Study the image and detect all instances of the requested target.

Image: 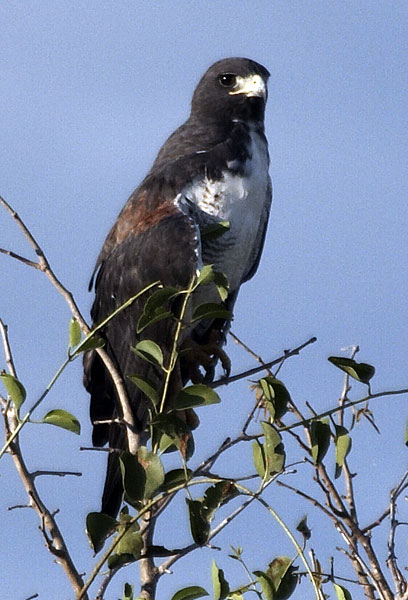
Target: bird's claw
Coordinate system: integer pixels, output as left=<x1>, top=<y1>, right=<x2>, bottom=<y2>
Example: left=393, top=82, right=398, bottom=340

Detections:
left=182, top=330, right=231, bottom=383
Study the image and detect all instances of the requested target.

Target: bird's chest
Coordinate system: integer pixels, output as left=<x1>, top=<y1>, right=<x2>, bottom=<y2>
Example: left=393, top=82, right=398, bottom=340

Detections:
left=183, top=130, right=269, bottom=290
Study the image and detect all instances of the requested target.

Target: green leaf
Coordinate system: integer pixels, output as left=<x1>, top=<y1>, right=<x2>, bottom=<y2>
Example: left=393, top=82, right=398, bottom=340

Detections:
left=108, top=527, right=142, bottom=569
left=176, top=384, right=221, bottom=410
left=116, top=528, right=142, bottom=557
left=151, top=413, right=192, bottom=455
left=260, top=377, right=291, bottom=421
left=310, top=419, right=331, bottom=465
left=334, top=425, right=352, bottom=478
left=328, top=356, right=375, bottom=385
left=0, top=372, right=26, bottom=411
left=186, top=498, right=210, bottom=545
left=108, top=512, right=142, bottom=569
left=159, top=468, right=192, bottom=493
left=42, top=409, right=81, bottom=435
left=77, top=336, right=105, bottom=352
left=137, top=308, right=172, bottom=333
left=333, top=583, right=353, bottom=600
left=86, top=511, right=117, bottom=553
left=137, top=286, right=178, bottom=333
left=137, top=446, right=165, bottom=498
left=253, top=571, right=274, bottom=600
left=170, top=586, right=209, bottom=600
left=200, top=221, right=230, bottom=241
left=195, top=265, right=229, bottom=302
left=119, top=451, right=146, bottom=503
left=132, top=340, right=164, bottom=367
left=202, top=481, right=238, bottom=522
left=213, top=271, right=229, bottom=302
left=267, top=557, right=298, bottom=600
left=252, top=439, right=266, bottom=479
left=261, top=421, right=286, bottom=476
left=128, top=374, right=159, bottom=406
left=196, top=264, right=216, bottom=286
left=123, top=583, right=134, bottom=600
left=69, top=317, right=82, bottom=347
left=212, top=560, right=230, bottom=600
left=192, top=303, right=231, bottom=322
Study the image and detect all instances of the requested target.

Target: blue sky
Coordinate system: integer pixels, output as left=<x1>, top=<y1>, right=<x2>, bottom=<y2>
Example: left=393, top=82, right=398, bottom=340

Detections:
left=1, top=2, right=407, bottom=599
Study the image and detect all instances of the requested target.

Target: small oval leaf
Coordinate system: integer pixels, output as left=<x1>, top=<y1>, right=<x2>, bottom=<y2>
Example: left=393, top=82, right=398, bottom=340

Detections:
left=42, top=409, right=81, bottom=435
left=200, top=221, right=230, bottom=241
left=333, top=583, right=353, bottom=600
left=335, top=425, right=352, bottom=478
left=252, top=439, right=266, bottom=479
left=0, top=372, right=26, bottom=411
left=253, top=571, right=274, bottom=600
left=137, top=446, right=165, bottom=498
left=328, top=356, right=375, bottom=385
left=203, top=481, right=238, bottom=522
left=267, top=556, right=298, bottom=600
left=170, top=586, right=209, bottom=600
left=128, top=374, right=159, bottom=406
left=78, top=336, right=105, bottom=352
left=310, top=419, right=331, bottom=464
left=137, top=286, right=178, bottom=333
left=192, top=303, right=231, bottom=322
left=261, top=421, right=286, bottom=476
left=86, top=511, right=117, bottom=553
left=186, top=498, right=210, bottom=545
left=159, top=468, right=192, bottom=493
left=196, top=264, right=216, bottom=286
left=176, top=384, right=221, bottom=410
left=119, top=451, right=146, bottom=503
left=260, top=376, right=291, bottom=421
left=212, top=560, right=230, bottom=600
left=132, top=340, right=163, bottom=367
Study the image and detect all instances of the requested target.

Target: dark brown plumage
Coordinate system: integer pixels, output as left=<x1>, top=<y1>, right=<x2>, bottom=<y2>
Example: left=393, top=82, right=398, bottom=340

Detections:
left=84, top=58, right=271, bottom=517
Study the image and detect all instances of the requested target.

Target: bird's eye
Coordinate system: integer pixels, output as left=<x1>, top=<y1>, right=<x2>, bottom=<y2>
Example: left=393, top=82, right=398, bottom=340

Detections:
left=218, top=73, right=237, bottom=88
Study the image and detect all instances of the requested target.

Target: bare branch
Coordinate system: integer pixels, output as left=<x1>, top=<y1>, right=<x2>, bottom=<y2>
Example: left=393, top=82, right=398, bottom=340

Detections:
left=387, top=470, right=408, bottom=597
left=31, top=470, right=82, bottom=478
left=211, top=336, right=317, bottom=388
left=0, top=246, right=40, bottom=269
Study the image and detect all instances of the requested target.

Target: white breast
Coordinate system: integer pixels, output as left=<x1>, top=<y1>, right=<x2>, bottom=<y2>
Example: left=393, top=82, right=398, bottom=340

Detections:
left=182, top=128, right=270, bottom=291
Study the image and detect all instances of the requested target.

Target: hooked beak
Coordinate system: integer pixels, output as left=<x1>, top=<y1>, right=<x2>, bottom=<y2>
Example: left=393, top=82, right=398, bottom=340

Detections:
left=229, top=74, right=266, bottom=98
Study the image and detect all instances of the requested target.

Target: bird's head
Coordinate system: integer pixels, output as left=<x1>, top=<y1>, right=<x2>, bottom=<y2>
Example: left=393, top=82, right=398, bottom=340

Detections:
left=191, top=57, right=270, bottom=124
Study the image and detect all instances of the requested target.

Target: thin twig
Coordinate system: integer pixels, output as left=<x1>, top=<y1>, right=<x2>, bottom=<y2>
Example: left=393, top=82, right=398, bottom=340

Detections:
left=31, top=470, right=82, bottom=478
left=211, top=336, right=317, bottom=388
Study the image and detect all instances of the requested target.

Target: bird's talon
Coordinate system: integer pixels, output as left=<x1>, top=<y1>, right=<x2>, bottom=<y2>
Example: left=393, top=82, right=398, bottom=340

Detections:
left=181, top=335, right=231, bottom=384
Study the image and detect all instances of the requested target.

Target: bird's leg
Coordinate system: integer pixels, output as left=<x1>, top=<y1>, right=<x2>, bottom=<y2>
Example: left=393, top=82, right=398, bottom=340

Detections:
left=181, top=329, right=231, bottom=383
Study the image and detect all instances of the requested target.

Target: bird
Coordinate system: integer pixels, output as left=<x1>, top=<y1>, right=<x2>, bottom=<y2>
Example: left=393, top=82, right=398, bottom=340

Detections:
left=83, top=57, right=272, bottom=518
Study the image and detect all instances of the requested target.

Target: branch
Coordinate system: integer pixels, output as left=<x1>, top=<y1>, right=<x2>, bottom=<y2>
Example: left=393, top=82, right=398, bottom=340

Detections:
left=0, top=195, right=138, bottom=453
left=211, top=336, right=317, bottom=388
left=386, top=470, right=408, bottom=597
left=280, top=386, right=408, bottom=432
left=0, top=320, right=87, bottom=598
